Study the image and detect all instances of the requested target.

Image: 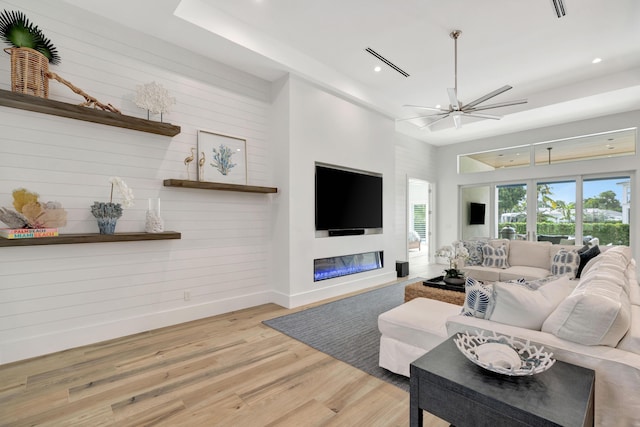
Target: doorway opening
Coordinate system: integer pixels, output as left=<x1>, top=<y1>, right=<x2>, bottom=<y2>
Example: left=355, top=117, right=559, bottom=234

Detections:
left=408, top=178, right=432, bottom=273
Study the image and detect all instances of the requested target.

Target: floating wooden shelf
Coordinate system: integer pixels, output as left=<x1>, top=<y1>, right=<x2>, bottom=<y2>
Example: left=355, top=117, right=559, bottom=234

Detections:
left=163, top=179, right=277, bottom=194
left=0, top=231, right=181, bottom=247
left=0, top=89, right=181, bottom=137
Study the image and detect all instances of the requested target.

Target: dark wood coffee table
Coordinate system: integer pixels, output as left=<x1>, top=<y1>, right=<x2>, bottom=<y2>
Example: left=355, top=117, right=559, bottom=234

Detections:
left=423, top=275, right=465, bottom=292
left=410, top=336, right=594, bottom=427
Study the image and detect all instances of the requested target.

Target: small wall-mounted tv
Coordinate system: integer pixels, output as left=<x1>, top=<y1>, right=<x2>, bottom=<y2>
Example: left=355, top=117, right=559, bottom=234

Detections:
left=469, top=202, right=486, bottom=225
left=315, top=164, right=383, bottom=232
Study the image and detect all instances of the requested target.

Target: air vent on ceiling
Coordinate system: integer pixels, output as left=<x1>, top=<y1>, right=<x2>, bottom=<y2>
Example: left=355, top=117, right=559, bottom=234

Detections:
left=552, top=0, right=566, bottom=18
left=365, top=47, right=410, bottom=77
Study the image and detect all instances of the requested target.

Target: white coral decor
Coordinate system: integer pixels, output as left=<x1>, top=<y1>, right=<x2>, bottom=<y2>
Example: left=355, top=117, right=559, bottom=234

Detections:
left=109, top=177, right=134, bottom=208
left=454, top=331, right=556, bottom=376
left=134, top=81, right=176, bottom=114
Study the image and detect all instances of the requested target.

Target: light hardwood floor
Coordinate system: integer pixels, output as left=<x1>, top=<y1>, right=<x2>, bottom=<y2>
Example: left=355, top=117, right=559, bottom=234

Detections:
left=0, top=268, right=447, bottom=426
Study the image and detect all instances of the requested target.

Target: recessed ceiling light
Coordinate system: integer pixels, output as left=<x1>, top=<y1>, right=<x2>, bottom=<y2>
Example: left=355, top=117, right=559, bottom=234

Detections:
left=374, top=66, right=381, bottom=72
left=592, top=58, right=602, bottom=64
left=435, top=104, right=441, bottom=109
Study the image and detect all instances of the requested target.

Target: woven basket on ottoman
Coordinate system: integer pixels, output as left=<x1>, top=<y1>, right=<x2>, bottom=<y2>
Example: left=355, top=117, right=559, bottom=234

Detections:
left=404, top=281, right=466, bottom=305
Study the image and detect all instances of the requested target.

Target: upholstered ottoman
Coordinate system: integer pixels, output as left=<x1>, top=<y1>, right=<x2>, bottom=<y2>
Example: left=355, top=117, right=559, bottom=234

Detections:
left=378, top=297, right=462, bottom=376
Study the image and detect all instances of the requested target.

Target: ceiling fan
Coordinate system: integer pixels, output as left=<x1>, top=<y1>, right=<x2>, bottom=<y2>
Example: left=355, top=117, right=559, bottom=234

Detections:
left=401, top=30, right=527, bottom=130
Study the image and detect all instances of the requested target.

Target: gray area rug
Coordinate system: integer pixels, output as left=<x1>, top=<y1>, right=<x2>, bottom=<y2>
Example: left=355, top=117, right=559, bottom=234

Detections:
left=263, top=278, right=426, bottom=392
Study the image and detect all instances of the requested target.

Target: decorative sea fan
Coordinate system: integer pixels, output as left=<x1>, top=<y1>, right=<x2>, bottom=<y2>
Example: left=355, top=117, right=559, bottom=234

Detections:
left=0, top=207, right=28, bottom=228
left=0, top=9, right=60, bottom=64
left=0, top=189, right=67, bottom=229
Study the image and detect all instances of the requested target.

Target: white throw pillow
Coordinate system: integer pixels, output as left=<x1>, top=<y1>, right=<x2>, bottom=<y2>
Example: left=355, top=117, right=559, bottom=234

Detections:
left=489, top=276, right=574, bottom=330
left=542, top=273, right=631, bottom=347
left=508, top=240, right=551, bottom=269
left=482, top=244, right=509, bottom=269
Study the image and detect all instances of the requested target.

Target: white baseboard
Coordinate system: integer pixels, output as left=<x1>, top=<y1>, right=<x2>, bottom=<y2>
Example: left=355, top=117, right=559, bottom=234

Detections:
left=285, top=271, right=397, bottom=308
left=0, top=272, right=398, bottom=364
left=0, top=291, right=278, bottom=365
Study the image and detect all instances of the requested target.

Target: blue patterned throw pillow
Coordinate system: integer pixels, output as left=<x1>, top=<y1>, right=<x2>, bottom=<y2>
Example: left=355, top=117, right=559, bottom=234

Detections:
left=462, top=239, right=487, bottom=266
left=551, top=249, right=580, bottom=277
left=461, top=277, right=494, bottom=319
left=482, top=244, right=509, bottom=269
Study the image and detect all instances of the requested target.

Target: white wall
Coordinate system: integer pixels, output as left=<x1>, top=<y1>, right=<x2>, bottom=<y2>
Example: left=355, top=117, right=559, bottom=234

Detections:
left=0, top=1, right=436, bottom=363
left=436, top=110, right=640, bottom=261
left=277, top=77, right=398, bottom=307
left=395, top=135, right=438, bottom=261
left=460, top=186, right=491, bottom=239
left=0, top=0, right=277, bottom=364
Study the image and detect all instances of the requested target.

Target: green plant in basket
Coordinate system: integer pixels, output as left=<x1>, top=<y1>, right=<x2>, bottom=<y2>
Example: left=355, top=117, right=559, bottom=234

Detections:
left=0, top=9, right=60, bottom=64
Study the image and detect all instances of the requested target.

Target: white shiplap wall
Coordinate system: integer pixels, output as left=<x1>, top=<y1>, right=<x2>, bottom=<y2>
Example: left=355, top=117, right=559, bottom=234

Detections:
left=0, top=0, right=276, bottom=363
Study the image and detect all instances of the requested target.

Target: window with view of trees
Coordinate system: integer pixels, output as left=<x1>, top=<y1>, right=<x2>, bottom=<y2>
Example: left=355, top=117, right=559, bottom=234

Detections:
left=495, top=175, right=630, bottom=246
left=583, top=177, right=630, bottom=246
left=412, top=204, right=427, bottom=241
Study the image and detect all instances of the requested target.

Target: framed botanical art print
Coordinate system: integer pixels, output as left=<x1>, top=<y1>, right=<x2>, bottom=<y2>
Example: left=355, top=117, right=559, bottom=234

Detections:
left=197, top=130, right=247, bottom=185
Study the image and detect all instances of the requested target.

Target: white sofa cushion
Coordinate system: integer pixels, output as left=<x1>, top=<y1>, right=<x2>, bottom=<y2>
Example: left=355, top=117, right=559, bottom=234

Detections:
left=627, top=259, right=639, bottom=305
left=498, top=266, right=551, bottom=281
left=378, top=297, right=461, bottom=349
left=489, top=276, right=575, bottom=330
left=461, top=266, right=501, bottom=282
left=542, top=253, right=632, bottom=347
left=617, top=304, right=640, bottom=354
left=508, top=240, right=551, bottom=269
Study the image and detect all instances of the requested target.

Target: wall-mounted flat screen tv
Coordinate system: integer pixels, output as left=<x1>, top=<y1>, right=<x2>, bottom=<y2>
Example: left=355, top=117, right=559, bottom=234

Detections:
left=315, top=164, right=383, bottom=231
left=469, top=202, right=486, bottom=225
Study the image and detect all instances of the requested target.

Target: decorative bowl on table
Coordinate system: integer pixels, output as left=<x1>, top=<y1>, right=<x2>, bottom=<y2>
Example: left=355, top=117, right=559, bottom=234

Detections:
left=443, top=276, right=465, bottom=286
left=453, top=331, right=556, bottom=376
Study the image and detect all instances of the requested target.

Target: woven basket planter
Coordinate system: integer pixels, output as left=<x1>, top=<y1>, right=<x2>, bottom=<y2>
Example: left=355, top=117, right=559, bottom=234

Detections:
left=4, top=47, right=49, bottom=98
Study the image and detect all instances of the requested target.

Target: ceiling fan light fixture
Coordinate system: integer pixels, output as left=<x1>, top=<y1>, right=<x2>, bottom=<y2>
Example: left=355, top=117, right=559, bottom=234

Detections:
left=401, top=29, right=528, bottom=130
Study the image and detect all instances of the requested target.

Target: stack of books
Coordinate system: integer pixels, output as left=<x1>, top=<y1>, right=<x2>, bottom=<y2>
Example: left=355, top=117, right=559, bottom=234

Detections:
left=0, top=228, right=59, bottom=239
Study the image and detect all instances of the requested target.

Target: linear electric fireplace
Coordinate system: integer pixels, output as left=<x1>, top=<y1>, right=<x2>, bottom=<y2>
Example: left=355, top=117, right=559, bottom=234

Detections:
left=314, top=251, right=384, bottom=282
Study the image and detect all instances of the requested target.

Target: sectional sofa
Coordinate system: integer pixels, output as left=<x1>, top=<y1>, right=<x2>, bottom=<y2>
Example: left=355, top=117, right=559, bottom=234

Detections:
left=459, top=238, right=600, bottom=282
left=378, top=243, right=640, bottom=425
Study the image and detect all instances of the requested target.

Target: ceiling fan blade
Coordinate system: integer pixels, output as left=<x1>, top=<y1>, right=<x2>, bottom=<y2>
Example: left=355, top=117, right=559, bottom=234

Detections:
left=396, top=112, right=450, bottom=122
left=452, top=114, right=462, bottom=129
left=447, top=88, right=460, bottom=110
left=464, top=99, right=528, bottom=112
left=403, top=104, right=450, bottom=112
left=419, top=114, right=451, bottom=129
left=462, top=112, right=502, bottom=120
left=462, top=85, right=513, bottom=110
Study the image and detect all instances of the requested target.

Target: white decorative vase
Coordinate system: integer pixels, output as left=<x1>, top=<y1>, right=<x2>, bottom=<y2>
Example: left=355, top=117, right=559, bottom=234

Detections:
left=145, top=198, right=164, bottom=233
